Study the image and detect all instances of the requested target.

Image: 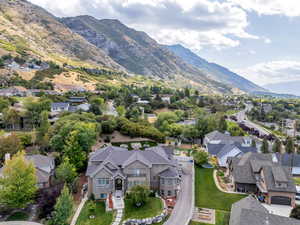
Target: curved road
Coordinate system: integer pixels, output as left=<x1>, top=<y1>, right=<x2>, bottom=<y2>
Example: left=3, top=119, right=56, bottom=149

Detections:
left=164, top=159, right=194, bottom=225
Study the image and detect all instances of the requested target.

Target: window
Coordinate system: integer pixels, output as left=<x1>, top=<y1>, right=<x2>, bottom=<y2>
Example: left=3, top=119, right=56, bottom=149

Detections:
left=161, top=178, right=165, bottom=185
left=100, top=193, right=107, bottom=199
left=168, top=179, right=173, bottom=185
left=161, top=190, right=164, bottom=196
left=167, top=190, right=172, bottom=196
left=97, top=178, right=109, bottom=186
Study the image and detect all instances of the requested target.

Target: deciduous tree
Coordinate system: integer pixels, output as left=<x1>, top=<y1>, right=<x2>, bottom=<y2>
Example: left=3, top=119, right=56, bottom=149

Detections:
left=0, top=151, right=37, bottom=209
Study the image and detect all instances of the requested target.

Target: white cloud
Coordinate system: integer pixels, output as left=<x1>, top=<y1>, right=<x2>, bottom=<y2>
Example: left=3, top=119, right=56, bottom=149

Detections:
left=28, top=0, right=258, bottom=50
left=235, top=61, right=300, bottom=85
left=230, top=0, right=300, bottom=17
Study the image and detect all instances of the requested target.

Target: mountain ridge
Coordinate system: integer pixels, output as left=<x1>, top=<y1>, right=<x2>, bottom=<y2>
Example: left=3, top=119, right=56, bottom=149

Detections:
left=164, top=44, right=266, bottom=93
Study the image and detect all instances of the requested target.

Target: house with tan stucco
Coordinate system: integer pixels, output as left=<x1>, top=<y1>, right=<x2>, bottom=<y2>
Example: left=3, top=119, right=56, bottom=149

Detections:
left=86, top=146, right=181, bottom=200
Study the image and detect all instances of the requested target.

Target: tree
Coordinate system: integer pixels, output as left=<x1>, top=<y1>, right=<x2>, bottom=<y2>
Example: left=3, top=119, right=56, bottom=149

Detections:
left=183, top=126, right=199, bottom=144
left=218, top=116, right=227, bottom=132
left=272, top=139, right=282, bottom=153
left=56, top=157, right=77, bottom=186
left=286, top=137, right=295, bottom=154
left=261, top=138, right=269, bottom=153
left=195, top=117, right=209, bottom=144
left=50, top=185, right=74, bottom=225
left=2, top=108, right=20, bottom=130
left=63, top=130, right=87, bottom=171
left=251, top=140, right=257, bottom=148
left=25, top=98, right=51, bottom=128
left=0, top=133, right=23, bottom=163
left=0, top=98, right=10, bottom=112
left=90, top=97, right=106, bottom=115
left=0, top=151, right=37, bottom=209
left=193, top=150, right=209, bottom=166
left=129, top=185, right=150, bottom=207
left=116, top=105, right=126, bottom=117
left=36, top=110, right=50, bottom=147
left=290, top=205, right=300, bottom=220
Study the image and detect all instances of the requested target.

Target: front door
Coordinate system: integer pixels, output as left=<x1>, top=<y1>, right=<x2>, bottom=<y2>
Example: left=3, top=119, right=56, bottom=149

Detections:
left=115, top=178, right=123, bottom=191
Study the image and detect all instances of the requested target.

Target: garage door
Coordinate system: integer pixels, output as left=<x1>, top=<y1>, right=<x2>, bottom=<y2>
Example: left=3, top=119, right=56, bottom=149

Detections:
left=271, top=196, right=291, bottom=205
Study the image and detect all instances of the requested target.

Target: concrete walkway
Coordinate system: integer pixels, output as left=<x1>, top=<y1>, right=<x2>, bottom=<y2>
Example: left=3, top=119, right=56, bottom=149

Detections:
left=112, top=194, right=124, bottom=225
left=70, top=193, right=88, bottom=225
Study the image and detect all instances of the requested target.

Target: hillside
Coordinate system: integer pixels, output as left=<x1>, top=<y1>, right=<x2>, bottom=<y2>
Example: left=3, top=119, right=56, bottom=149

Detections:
left=0, top=0, right=123, bottom=69
left=165, top=44, right=266, bottom=93
left=61, top=16, right=234, bottom=94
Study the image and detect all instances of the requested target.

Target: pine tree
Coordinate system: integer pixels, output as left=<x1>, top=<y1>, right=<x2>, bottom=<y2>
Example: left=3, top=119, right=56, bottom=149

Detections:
left=0, top=151, right=37, bottom=209
left=261, top=138, right=269, bottom=153
left=51, top=185, right=74, bottom=225
left=272, top=139, right=282, bottom=153
left=286, top=137, right=295, bottom=154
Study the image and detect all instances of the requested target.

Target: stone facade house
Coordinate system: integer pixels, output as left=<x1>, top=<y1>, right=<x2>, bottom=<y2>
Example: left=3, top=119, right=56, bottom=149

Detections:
left=227, top=152, right=297, bottom=207
left=86, top=146, right=181, bottom=200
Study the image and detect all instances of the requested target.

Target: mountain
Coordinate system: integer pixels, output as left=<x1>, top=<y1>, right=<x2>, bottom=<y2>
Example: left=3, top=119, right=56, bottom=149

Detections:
left=0, top=0, right=122, bottom=70
left=61, top=16, right=234, bottom=94
left=263, top=81, right=300, bottom=96
left=165, top=44, right=266, bottom=93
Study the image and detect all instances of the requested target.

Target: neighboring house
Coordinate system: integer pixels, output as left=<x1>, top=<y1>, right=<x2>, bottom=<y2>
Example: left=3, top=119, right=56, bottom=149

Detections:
left=68, top=96, right=87, bottom=104
left=26, top=154, right=55, bottom=188
left=275, top=153, right=300, bottom=177
left=68, top=103, right=91, bottom=113
left=0, top=86, right=29, bottom=97
left=161, top=95, right=171, bottom=104
left=230, top=196, right=300, bottom=225
left=86, top=146, right=181, bottom=200
left=177, top=119, right=197, bottom=126
left=204, top=131, right=258, bottom=167
left=51, top=102, right=70, bottom=113
left=262, top=103, right=272, bottom=113
left=0, top=154, right=55, bottom=189
left=227, top=152, right=297, bottom=207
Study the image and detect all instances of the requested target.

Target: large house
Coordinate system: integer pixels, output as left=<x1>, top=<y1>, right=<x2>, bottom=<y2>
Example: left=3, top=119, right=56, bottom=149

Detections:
left=86, top=146, right=181, bottom=200
left=204, top=131, right=258, bottom=167
left=227, top=152, right=297, bottom=206
left=230, top=196, right=300, bottom=225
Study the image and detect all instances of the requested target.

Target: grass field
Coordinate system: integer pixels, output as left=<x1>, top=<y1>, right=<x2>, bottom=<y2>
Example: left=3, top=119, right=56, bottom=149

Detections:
left=123, top=197, right=163, bottom=220
left=195, top=167, right=245, bottom=211
left=76, top=201, right=113, bottom=225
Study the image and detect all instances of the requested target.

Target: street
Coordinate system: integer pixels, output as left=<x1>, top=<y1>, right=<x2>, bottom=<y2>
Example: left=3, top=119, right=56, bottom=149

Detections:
left=164, top=158, right=194, bottom=225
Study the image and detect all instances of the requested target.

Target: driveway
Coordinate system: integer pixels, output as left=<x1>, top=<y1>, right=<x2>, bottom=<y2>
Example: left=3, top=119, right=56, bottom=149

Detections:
left=164, top=158, right=194, bottom=225
left=262, top=203, right=292, bottom=217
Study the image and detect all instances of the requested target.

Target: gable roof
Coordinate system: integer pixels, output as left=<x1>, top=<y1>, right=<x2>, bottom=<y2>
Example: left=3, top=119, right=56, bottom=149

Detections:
left=230, top=196, right=300, bottom=225
left=87, top=145, right=174, bottom=177
left=159, top=167, right=179, bottom=178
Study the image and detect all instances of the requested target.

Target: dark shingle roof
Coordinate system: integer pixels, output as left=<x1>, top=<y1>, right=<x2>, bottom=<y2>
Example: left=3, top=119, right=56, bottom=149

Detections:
left=230, top=196, right=300, bottom=225
left=159, top=167, right=179, bottom=178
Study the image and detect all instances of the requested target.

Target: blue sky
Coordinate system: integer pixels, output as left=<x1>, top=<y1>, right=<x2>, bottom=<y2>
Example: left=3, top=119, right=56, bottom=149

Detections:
left=29, top=0, right=300, bottom=86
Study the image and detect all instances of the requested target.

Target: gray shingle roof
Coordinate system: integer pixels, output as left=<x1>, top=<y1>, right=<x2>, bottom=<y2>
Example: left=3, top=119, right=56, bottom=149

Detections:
left=87, top=146, right=175, bottom=177
left=230, top=196, right=300, bottom=225
left=159, top=167, right=179, bottom=178
left=51, top=102, right=69, bottom=108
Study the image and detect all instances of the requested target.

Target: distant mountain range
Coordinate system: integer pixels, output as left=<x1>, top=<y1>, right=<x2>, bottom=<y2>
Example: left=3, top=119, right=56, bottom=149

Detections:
left=0, top=0, right=266, bottom=94
left=263, top=81, right=300, bottom=96
left=164, top=44, right=266, bottom=93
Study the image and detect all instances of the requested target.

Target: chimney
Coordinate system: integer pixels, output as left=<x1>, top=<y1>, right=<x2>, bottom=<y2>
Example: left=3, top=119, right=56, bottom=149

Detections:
left=4, top=153, right=10, bottom=162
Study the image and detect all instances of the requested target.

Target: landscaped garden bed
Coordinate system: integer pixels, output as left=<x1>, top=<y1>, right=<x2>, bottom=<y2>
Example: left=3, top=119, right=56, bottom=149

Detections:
left=189, top=210, right=230, bottom=225
left=75, top=201, right=113, bottom=225
left=6, top=211, right=29, bottom=221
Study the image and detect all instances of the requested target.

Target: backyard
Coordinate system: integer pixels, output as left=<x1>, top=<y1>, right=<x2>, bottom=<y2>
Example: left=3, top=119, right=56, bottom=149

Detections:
left=123, top=197, right=163, bottom=220
left=76, top=201, right=113, bottom=225
left=191, top=167, right=245, bottom=225
left=195, top=167, right=245, bottom=211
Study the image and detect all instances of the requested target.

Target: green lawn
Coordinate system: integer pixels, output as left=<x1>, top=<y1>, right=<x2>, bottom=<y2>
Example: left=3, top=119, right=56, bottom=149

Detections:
left=76, top=201, right=113, bottom=225
left=195, top=167, right=245, bottom=211
left=189, top=210, right=230, bottom=225
left=6, top=211, right=29, bottom=221
left=123, top=197, right=163, bottom=220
